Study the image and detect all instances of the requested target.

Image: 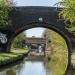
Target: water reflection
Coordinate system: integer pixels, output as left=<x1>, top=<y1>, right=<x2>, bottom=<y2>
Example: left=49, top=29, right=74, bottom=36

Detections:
left=0, top=61, right=52, bottom=75
left=65, top=68, right=75, bottom=75
left=6, top=70, right=16, bottom=75
left=0, top=60, right=74, bottom=75
left=17, top=61, right=47, bottom=75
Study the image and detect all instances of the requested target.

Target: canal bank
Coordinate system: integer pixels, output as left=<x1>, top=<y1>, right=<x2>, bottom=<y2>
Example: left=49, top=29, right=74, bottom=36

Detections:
left=0, top=51, right=75, bottom=75
left=0, top=49, right=28, bottom=67
left=0, top=56, right=75, bottom=75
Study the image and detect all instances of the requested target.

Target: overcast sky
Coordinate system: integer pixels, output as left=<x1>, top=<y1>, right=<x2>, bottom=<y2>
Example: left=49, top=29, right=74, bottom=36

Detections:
left=14, top=0, right=61, bottom=6
left=13, top=0, right=61, bottom=37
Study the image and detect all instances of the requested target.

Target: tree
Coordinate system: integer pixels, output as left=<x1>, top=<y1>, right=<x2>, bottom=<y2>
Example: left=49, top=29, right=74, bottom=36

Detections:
left=12, top=32, right=26, bottom=48
left=59, top=0, right=75, bottom=23
left=0, top=0, right=13, bottom=27
left=59, top=0, right=75, bottom=35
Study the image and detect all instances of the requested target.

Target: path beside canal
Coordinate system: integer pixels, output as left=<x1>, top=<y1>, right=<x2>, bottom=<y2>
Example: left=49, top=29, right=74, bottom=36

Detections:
left=0, top=49, right=28, bottom=66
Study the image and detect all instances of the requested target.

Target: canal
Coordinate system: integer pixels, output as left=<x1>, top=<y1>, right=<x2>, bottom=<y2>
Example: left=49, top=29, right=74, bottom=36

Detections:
left=0, top=59, right=52, bottom=75
left=0, top=57, right=75, bottom=75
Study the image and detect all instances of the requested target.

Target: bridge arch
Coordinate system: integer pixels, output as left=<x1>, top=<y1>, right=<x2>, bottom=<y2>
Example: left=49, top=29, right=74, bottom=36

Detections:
left=7, top=22, right=72, bottom=70
left=12, top=22, right=72, bottom=51
left=0, top=6, right=73, bottom=70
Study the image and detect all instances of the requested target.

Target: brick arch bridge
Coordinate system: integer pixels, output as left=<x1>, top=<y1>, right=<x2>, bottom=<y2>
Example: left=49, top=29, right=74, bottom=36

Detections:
left=0, top=6, right=75, bottom=70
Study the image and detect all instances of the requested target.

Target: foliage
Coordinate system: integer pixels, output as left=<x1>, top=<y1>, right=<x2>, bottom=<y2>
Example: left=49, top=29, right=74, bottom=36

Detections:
left=44, top=29, right=68, bottom=75
left=12, top=32, right=26, bottom=48
left=59, top=0, right=75, bottom=35
left=0, top=0, right=13, bottom=27
left=59, top=0, right=75, bottom=23
left=66, top=25, right=75, bottom=36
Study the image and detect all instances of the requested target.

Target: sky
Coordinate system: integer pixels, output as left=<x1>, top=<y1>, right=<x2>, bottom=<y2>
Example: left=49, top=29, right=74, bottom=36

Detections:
left=26, top=27, right=45, bottom=37
left=13, top=0, right=61, bottom=37
left=14, top=0, right=61, bottom=6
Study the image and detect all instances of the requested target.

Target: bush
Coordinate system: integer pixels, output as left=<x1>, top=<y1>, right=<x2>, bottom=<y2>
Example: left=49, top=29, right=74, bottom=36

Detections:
left=0, top=0, right=13, bottom=27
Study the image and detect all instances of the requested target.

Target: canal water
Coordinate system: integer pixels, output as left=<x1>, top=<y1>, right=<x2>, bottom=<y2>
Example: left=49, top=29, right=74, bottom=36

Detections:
left=0, top=60, right=52, bottom=75
left=0, top=59, right=74, bottom=75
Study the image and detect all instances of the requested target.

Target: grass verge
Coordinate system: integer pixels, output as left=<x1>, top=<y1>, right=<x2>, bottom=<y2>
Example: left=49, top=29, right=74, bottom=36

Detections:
left=0, top=49, right=28, bottom=66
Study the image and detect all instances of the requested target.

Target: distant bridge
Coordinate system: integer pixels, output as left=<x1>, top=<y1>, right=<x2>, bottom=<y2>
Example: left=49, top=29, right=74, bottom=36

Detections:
left=25, top=37, right=46, bottom=44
